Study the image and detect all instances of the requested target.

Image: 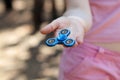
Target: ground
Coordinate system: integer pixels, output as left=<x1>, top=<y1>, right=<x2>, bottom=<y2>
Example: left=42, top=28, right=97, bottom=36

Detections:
left=0, top=10, right=63, bottom=80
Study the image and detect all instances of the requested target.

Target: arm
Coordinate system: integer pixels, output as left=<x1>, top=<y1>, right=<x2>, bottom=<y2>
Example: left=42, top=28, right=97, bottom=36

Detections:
left=64, top=0, right=92, bottom=32
left=40, top=0, right=93, bottom=46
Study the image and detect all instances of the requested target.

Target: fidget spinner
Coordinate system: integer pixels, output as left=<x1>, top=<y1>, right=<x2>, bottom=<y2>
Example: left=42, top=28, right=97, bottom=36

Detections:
left=46, top=29, right=75, bottom=47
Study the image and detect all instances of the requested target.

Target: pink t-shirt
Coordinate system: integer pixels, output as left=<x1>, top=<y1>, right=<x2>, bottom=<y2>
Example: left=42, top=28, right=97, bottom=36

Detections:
left=85, top=0, right=120, bottom=43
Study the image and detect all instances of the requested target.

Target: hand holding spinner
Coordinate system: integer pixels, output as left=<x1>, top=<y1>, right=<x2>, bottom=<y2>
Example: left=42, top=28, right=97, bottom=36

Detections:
left=46, top=29, right=75, bottom=47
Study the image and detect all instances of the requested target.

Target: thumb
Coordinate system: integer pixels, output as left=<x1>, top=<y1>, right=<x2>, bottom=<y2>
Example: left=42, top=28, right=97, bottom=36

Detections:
left=40, top=17, right=68, bottom=34
left=40, top=21, right=59, bottom=34
left=40, top=17, right=67, bottom=34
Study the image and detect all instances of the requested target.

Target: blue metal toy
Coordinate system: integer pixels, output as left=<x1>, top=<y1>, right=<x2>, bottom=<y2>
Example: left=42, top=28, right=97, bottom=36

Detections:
left=46, top=29, right=75, bottom=47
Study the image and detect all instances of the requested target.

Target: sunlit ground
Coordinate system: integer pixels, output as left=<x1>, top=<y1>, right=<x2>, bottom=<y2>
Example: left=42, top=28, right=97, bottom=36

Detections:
left=0, top=0, right=64, bottom=80
left=0, top=20, right=63, bottom=80
left=0, top=2, right=65, bottom=80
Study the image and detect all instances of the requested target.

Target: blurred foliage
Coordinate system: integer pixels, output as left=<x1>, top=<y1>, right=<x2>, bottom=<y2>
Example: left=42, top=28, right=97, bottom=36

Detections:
left=0, top=0, right=66, bottom=80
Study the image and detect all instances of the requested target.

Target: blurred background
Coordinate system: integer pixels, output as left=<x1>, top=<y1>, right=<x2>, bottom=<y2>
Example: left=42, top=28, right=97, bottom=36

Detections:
left=0, top=0, right=66, bottom=80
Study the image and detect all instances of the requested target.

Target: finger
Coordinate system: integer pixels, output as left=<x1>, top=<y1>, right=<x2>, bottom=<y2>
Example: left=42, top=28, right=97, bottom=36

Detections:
left=40, top=17, right=68, bottom=34
left=68, top=31, right=84, bottom=46
left=40, top=20, right=59, bottom=34
left=76, top=36, right=84, bottom=44
left=76, top=27, right=85, bottom=44
left=72, top=42, right=79, bottom=47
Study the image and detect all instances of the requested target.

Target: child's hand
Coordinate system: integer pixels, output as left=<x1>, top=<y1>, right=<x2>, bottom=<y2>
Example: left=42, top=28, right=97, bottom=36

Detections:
left=40, top=16, right=85, bottom=47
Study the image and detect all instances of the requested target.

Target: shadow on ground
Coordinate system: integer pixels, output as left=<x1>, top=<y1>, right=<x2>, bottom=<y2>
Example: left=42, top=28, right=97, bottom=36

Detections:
left=0, top=10, right=63, bottom=80
left=0, top=0, right=66, bottom=79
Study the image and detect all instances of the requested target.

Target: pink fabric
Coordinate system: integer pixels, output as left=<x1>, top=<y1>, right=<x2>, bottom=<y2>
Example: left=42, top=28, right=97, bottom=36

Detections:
left=59, top=1, right=120, bottom=80
left=85, top=0, right=120, bottom=42
left=59, top=42, right=120, bottom=80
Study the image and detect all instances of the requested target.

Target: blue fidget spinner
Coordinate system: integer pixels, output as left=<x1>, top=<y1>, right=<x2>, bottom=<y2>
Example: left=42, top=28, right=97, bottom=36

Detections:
left=46, top=29, right=75, bottom=47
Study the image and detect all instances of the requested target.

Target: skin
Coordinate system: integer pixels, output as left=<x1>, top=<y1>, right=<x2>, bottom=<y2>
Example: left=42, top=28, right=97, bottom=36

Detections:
left=40, top=0, right=92, bottom=47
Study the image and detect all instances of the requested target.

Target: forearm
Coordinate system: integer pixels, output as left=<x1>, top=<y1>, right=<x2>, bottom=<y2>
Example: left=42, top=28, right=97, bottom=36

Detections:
left=63, top=0, right=93, bottom=32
